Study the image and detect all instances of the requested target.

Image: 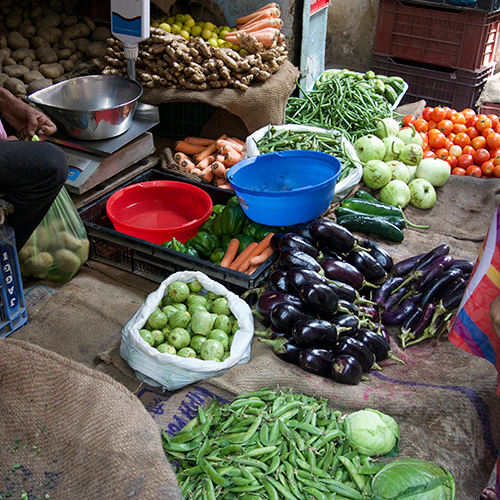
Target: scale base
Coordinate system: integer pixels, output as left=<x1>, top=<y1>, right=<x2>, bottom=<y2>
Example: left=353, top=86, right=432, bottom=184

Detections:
left=64, top=132, right=155, bottom=195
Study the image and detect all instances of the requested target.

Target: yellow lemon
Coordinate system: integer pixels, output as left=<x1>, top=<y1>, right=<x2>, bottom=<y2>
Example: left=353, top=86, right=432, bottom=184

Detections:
left=167, top=16, right=175, bottom=25
left=208, top=38, right=218, bottom=47
left=191, top=25, right=202, bottom=37
left=201, top=28, right=212, bottom=40
left=203, top=21, right=216, bottom=31
left=175, top=14, right=185, bottom=23
left=184, top=17, right=195, bottom=28
left=159, top=22, right=171, bottom=32
left=179, top=29, right=190, bottom=41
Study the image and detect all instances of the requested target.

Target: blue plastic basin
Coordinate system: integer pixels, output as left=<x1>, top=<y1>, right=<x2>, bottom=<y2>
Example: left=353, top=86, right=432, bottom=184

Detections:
left=227, top=150, right=342, bottom=226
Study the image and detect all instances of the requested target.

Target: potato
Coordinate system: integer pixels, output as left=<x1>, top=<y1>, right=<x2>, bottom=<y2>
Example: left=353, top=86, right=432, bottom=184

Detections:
left=11, top=47, right=32, bottom=62
left=5, top=11, right=22, bottom=30
left=3, top=56, right=16, bottom=66
left=3, top=64, right=29, bottom=79
left=18, top=21, right=36, bottom=39
left=63, top=22, right=90, bottom=40
left=36, top=10, right=60, bottom=29
left=62, top=15, right=78, bottom=28
left=75, top=238, right=90, bottom=264
left=57, top=48, right=71, bottom=60
left=0, top=46, right=11, bottom=64
left=36, top=26, right=62, bottom=44
left=53, top=248, right=81, bottom=275
left=83, top=17, right=96, bottom=32
left=53, top=74, right=67, bottom=84
left=27, top=77, right=52, bottom=94
left=74, top=38, right=90, bottom=53
left=25, top=251, right=54, bottom=279
left=23, top=69, right=44, bottom=84
left=68, top=51, right=83, bottom=64
left=92, top=26, right=111, bottom=43
left=35, top=46, right=57, bottom=64
left=59, top=36, right=76, bottom=53
left=29, top=35, right=50, bottom=50
left=38, top=62, right=63, bottom=79
left=3, top=76, right=26, bottom=95
left=22, top=56, right=34, bottom=70
left=85, top=41, right=106, bottom=59
left=0, top=36, right=6, bottom=49
left=7, top=31, right=29, bottom=49
left=30, top=6, right=44, bottom=22
left=59, top=59, right=74, bottom=73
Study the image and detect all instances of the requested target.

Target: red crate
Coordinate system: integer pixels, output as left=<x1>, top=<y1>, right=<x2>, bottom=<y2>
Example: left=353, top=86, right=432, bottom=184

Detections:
left=371, top=55, right=495, bottom=110
left=480, top=102, right=500, bottom=114
left=373, top=0, right=500, bottom=71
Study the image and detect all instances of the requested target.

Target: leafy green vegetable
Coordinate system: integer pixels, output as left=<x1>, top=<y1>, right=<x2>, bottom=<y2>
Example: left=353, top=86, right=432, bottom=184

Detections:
left=371, top=458, right=455, bottom=499
left=345, top=409, right=400, bottom=457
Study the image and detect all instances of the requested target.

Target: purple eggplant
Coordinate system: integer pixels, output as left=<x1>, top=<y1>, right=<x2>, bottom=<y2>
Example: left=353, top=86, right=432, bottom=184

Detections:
left=292, top=318, right=339, bottom=347
left=321, top=258, right=370, bottom=290
left=259, top=337, right=301, bottom=365
left=299, top=281, right=340, bottom=314
left=298, top=348, right=335, bottom=377
left=359, top=304, right=378, bottom=321
left=278, top=248, right=323, bottom=273
left=413, top=263, right=445, bottom=292
left=399, top=302, right=435, bottom=348
left=359, top=239, right=394, bottom=272
left=371, top=276, right=404, bottom=306
left=450, top=259, right=475, bottom=274
left=280, top=233, right=320, bottom=259
left=381, top=297, right=418, bottom=326
left=383, top=286, right=407, bottom=312
left=270, top=302, right=315, bottom=333
left=338, top=299, right=359, bottom=315
left=309, top=218, right=360, bottom=254
left=270, top=233, right=286, bottom=250
left=419, top=267, right=463, bottom=308
left=329, top=313, right=361, bottom=338
left=400, top=305, right=423, bottom=337
left=331, top=337, right=376, bottom=372
left=414, top=244, right=450, bottom=272
left=353, top=328, right=404, bottom=364
left=391, top=252, right=427, bottom=277
left=289, top=222, right=315, bottom=243
left=268, top=269, right=289, bottom=293
left=330, top=355, right=364, bottom=385
left=256, top=291, right=303, bottom=321
left=345, top=249, right=388, bottom=285
left=442, top=286, right=466, bottom=310
left=419, top=254, right=454, bottom=273
left=285, top=267, right=328, bottom=295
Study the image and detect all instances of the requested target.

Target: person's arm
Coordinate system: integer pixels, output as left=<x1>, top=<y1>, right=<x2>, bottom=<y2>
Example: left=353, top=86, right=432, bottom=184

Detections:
left=0, top=87, right=56, bottom=139
left=489, top=295, right=500, bottom=339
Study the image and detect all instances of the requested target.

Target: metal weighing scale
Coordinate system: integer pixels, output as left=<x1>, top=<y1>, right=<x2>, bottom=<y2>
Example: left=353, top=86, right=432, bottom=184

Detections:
left=47, top=102, right=160, bottom=195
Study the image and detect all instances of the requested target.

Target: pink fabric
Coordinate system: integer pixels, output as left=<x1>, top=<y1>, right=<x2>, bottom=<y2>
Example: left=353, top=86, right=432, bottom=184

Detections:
left=0, top=119, right=7, bottom=141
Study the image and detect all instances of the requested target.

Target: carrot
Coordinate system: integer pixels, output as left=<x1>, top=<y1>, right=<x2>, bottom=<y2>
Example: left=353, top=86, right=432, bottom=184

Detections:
left=217, top=139, right=244, bottom=154
left=211, top=161, right=227, bottom=179
left=200, top=165, right=215, bottom=183
left=236, top=17, right=283, bottom=33
left=246, top=264, right=260, bottom=275
left=179, top=158, right=196, bottom=172
left=174, top=151, right=192, bottom=164
left=229, top=241, right=259, bottom=270
left=174, top=140, right=206, bottom=155
left=216, top=154, right=227, bottom=163
left=215, top=177, right=231, bottom=187
left=193, top=141, right=218, bottom=163
left=228, top=136, right=246, bottom=146
left=236, top=7, right=281, bottom=26
left=219, top=238, right=240, bottom=268
left=237, top=232, right=275, bottom=273
left=190, top=167, right=202, bottom=175
left=248, top=245, right=275, bottom=266
left=224, top=149, right=243, bottom=167
left=256, top=2, right=281, bottom=12
left=184, top=137, right=216, bottom=146
left=196, top=154, right=216, bottom=170
left=228, top=28, right=280, bottom=47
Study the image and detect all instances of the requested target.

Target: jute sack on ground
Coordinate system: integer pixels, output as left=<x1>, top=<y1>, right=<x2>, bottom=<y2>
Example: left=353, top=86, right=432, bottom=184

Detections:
left=0, top=339, right=182, bottom=500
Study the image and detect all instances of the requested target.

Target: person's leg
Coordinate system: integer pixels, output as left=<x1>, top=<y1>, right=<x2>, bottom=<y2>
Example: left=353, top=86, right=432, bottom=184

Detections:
left=0, top=140, right=68, bottom=250
left=480, top=486, right=496, bottom=500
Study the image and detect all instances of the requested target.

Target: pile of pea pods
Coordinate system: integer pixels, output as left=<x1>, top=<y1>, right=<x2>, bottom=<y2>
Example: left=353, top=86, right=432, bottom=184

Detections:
left=163, top=387, right=385, bottom=500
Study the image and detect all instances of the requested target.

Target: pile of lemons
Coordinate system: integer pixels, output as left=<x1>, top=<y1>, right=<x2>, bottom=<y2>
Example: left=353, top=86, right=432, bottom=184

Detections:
left=151, top=13, right=239, bottom=49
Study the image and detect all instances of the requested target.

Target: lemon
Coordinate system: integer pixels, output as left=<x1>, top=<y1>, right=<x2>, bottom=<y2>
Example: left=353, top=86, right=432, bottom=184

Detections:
left=182, top=25, right=192, bottom=34
left=151, top=21, right=160, bottom=27
left=167, top=16, right=175, bottom=25
left=208, top=37, right=218, bottom=47
left=175, top=14, right=185, bottom=23
left=203, top=21, right=216, bottom=31
left=159, top=22, right=171, bottom=32
left=213, top=26, right=220, bottom=34
left=171, top=24, right=181, bottom=35
left=209, top=31, right=218, bottom=40
left=184, top=17, right=195, bottom=28
left=217, top=38, right=226, bottom=47
left=191, top=25, right=202, bottom=37
left=179, top=29, right=190, bottom=40
left=201, top=28, right=212, bottom=40
left=219, top=29, right=229, bottom=39
left=220, top=41, right=232, bottom=49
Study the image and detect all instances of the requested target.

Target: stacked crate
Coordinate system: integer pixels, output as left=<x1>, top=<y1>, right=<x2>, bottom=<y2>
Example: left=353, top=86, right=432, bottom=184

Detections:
left=371, top=0, right=500, bottom=110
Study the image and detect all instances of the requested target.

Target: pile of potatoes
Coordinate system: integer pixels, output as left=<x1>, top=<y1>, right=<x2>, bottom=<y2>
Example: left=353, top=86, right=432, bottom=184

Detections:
left=0, top=0, right=111, bottom=97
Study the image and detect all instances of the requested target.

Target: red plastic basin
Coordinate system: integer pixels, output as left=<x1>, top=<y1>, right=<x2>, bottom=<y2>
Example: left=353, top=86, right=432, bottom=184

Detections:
left=106, top=180, right=213, bottom=245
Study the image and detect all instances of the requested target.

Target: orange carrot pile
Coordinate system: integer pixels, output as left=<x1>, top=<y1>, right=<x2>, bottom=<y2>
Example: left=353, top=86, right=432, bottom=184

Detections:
left=173, top=135, right=247, bottom=190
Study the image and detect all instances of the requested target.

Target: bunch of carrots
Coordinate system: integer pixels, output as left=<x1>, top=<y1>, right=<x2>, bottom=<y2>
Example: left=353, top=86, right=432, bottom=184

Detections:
left=219, top=232, right=276, bottom=275
left=173, top=135, right=246, bottom=190
left=225, top=2, right=284, bottom=48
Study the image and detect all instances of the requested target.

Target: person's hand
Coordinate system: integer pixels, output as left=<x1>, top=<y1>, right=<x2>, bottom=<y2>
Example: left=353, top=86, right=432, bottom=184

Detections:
left=489, top=295, right=500, bottom=339
left=0, top=89, right=56, bottom=139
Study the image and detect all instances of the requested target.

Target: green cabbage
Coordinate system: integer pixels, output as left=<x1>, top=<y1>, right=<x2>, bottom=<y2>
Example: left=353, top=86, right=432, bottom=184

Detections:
left=371, top=458, right=455, bottom=499
left=345, top=409, right=400, bottom=457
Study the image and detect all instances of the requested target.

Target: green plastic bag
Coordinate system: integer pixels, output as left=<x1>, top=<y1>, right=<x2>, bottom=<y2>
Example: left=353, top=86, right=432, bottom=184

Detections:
left=18, top=187, right=89, bottom=283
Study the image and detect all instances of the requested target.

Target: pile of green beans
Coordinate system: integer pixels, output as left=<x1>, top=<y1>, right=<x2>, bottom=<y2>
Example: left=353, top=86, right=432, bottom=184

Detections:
left=286, top=73, right=394, bottom=142
left=254, top=127, right=358, bottom=183
left=162, top=388, right=384, bottom=500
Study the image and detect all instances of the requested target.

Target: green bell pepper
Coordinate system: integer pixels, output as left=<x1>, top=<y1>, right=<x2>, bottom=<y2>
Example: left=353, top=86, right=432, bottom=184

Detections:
left=212, top=213, right=223, bottom=237
left=188, top=231, right=220, bottom=257
left=212, top=204, right=225, bottom=215
left=200, top=215, right=214, bottom=232
left=234, top=234, right=254, bottom=253
left=242, top=220, right=263, bottom=239
left=220, top=234, right=233, bottom=250
left=209, top=248, right=226, bottom=265
left=255, top=225, right=281, bottom=242
left=184, top=245, right=200, bottom=259
left=220, top=196, right=245, bottom=236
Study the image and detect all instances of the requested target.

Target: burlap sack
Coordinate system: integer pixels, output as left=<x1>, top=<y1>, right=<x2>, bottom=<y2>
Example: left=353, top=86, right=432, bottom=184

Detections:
left=0, top=338, right=182, bottom=500
left=140, top=60, right=300, bottom=137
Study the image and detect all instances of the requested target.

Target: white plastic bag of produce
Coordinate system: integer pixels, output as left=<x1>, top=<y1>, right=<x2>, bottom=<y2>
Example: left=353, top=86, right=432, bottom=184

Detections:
left=120, top=270, right=254, bottom=391
left=245, top=124, right=363, bottom=203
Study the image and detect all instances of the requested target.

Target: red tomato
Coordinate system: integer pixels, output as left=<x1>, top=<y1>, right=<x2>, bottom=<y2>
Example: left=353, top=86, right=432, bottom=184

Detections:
left=471, top=135, right=487, bottom=150
left=449, top=145, right=463, bottom=157
left=476, top=115, right=493, bottom=132
left=450, top=112, right=466, bottom=124
left=466, top=165, right=482, bottom=177
left=457, top=154, right=474, bottom=169
left=482, top=127, right=494, bottom=139
left=434, top=148, right=449, bottom=160
left=473, top=148, right=490, bottom=165
left=452, top=166, right=467, bottom=175
left=445, top=155, right=458, bottom=169
left=465, top=126, right=480, bottom=139
left=437, top=119, right=454, bottom=136
left=454, top=132, right=471, bottom=148
left=465, top=114, right=478, bottom=128
left=488, top=114, right=500, bottom=130
left=487, top=132, right=500, bottom=150
left=403, top=114, right=416, bottom=127
left=481, top=160, right=495, bottom=176
left=414, top=118, right=428, bottom=133
left=422, top=107, right=434, bottom=121
left=420, top=131, right=429, bottom=148
left=432, top=107, right=447, bottom=123
left=422, top=150, right=436, bottom=158
left=463, top=145, right=476, bottom=155
left=453, top=123, right=467, bottom=134
left=494, top=165, right=500, bottom=177
left=428, top=129, right=447, bottom=149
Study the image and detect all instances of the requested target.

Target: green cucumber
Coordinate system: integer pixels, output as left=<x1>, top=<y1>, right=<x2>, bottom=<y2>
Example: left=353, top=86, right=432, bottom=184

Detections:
left=336, top=214, right=405, bottom=242
left=335, top=207, right=406, bottom=230
left=341, top=198, right=404, bottom=218
left=354, top=190, right=380, bottom=203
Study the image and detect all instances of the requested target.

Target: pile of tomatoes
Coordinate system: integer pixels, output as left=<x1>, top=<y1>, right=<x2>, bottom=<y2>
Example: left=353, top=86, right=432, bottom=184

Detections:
left=403, top=106, right=500, bottom=178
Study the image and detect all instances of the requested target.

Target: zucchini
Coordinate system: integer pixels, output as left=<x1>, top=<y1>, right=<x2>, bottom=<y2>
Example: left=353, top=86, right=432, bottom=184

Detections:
left=341, top=198, right=404, bottom=218
left=335, top=207, right=406, bottom=230
left=354, top=190, right=379, bottom=203
left=384, top=85, right=398, bottom=105
left=336, top=214, right=405, bottom=243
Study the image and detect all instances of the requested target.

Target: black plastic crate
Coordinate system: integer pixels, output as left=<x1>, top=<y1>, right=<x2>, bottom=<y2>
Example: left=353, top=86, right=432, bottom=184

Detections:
left=371, top=54, right=495, bottom=110
left=78, top=169, right=277, bottom=295
left=150, top=102, right=217, bottom=140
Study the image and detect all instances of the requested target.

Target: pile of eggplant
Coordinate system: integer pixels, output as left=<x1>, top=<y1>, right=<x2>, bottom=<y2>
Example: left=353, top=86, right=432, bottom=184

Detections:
left=248, top=218, right=472, bottom=385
